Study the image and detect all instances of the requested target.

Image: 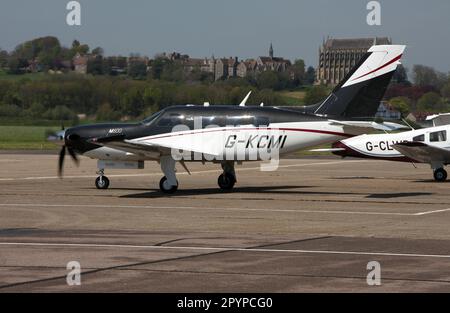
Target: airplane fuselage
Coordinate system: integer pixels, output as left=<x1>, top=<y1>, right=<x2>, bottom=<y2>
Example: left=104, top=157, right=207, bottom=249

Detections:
left=333, top=124, right=450, bottom=163
left=68, top=105, right=364, bottom=163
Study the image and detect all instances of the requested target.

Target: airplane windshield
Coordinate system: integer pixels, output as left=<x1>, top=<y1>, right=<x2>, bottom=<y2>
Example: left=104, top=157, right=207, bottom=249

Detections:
left=141, top=110, right=163, bottom=125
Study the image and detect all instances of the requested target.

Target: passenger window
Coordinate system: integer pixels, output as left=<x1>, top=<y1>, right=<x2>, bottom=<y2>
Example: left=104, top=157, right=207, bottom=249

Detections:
left=412, top=134, right=425, bottom=142
left=227, top=115, right=255, bottom=126
left=202, top=116, right=225, bottom=128
left=430, top=130, right=447, bottom=142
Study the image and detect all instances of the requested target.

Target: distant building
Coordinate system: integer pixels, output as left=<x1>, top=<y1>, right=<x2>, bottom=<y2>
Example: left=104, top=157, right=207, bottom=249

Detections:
left=72, top=53, right=90, bottom=74
left=316, top=37, right=392, bottom=86
left=237, top=59, right=257, bottom=78
left=376, top=101, right=401, bottom=119
left=256, top=43, right=291, bottom=72
left=183, top=57, right=213, bottom=73
left=215, top=58, right=229, bottom=81
left=227, top=57, right=239, bottom=78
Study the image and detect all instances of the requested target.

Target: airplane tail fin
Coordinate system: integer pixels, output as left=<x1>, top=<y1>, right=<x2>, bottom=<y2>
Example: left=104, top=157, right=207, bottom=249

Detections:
left=308, top=45, right=406, bottom=119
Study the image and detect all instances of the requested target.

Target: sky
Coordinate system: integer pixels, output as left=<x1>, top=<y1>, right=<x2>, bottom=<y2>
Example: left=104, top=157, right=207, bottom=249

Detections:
left=1, top=0, right=450, bottom=73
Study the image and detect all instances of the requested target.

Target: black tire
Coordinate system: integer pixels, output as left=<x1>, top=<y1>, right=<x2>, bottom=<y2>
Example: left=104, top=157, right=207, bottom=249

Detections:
left=95, top=176, right=110, bottom=189
left=433, top=168, right=447, bottom=182
left=218, top=173, right=236, bottom=190
left=159, top=176, right=178, bottom=194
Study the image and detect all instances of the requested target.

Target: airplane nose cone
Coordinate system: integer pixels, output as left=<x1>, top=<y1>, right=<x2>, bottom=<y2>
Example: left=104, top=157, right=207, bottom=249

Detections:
left=64, top=128, right=81, bottom=147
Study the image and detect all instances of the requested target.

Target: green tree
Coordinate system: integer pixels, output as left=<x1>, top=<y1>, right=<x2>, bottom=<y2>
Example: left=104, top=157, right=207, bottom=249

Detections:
left=303, top=85, right=328, bottom=105
left=413, top=65, right=446, bottom=88
left=291, top=59, right=305, bottom=86
left=96, top=102, right=120, bottom=121
left=92, top=47, right=104, bottom=56
left=7, top=58, right=28, bottom=74
left=304, top=66, right=316, bottom=85
left=128, top=60, right=148, bottom=79
left=0, top=49, right=8, bottom=68
left=392, top=64, right=408, bottom=84
left=388, top=96, right=411, bottom=116
left=440, top=81, right=450, bottom=99
left=143, top=86, right=162, bottom=106
left=151, top=57, right=166, bottom=79
left=417, top=92, right=445, bottom=112
left=256, top=71, right=279, bottom=90
left=87, top=55, right=104, bottom=75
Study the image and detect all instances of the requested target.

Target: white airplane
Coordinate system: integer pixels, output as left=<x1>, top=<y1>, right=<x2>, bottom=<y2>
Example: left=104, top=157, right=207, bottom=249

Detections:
left=52, top=44, right=406, bottom=192
left=324, top=114, right=450, bottom=181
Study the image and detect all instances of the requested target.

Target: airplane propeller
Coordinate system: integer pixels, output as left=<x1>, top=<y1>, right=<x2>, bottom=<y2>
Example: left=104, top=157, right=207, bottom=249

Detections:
left=47, top=124, right=80, bottom=177
left=58, top=144, right=79, bottom=177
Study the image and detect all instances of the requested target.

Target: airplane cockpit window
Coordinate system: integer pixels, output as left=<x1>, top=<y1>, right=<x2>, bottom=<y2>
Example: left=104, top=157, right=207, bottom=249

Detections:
left=430, top=130, right=447, bottom=142
left=142, top=111, right=163, bottom=125
left=412, top=134, right=425, bottom=142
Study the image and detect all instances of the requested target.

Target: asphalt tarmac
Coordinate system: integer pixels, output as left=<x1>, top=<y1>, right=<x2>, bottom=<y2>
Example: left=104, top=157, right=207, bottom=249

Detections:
left=0, top=154, right=449, bottom=292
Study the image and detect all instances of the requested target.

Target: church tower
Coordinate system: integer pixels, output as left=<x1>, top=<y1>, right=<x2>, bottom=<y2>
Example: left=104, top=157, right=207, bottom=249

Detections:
left=269, top=43, right=273, bottom=59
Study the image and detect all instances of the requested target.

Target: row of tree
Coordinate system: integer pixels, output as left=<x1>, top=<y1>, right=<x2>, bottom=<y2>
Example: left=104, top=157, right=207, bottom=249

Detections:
left=0, top=75, right=287, bottom=123
left=0, top=37, right=103, bottom=74
left=385, top=65, right=450, bottom=116
left=1, top=36, right=318, bottom=90
left=301, top=64, right=450, bottom=117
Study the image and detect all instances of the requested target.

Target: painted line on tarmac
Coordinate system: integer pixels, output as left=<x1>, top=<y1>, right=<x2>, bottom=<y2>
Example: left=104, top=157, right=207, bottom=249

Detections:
left=0, top=203, right=447, bottom=216
left=0, top=160, right=366, bottom=181
left=414, top=208, right=450, bottom=215
left=0, top=242, right=449, bottom=259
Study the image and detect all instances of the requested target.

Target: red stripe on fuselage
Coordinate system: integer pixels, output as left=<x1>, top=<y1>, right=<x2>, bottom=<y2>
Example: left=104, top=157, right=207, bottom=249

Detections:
left=136, top=127, right=354, bottom=142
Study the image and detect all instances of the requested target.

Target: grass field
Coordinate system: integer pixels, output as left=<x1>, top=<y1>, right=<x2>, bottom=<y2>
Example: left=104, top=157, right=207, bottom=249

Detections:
left=0, top=70, right=47, bottom=81
left=0, top=125, right=59, bottom=150
left=279, top=90, right=306, bottom=106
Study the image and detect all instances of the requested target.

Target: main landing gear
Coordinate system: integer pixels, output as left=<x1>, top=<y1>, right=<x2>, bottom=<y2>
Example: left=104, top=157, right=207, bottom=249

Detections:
left=433, top=168, right=447, bottom=182
left=93, top=158, right=238, bottom=193
left=159, top=156, right=178, bottom=194
left=95, top=168, right=110, bottom=189
left=218, top=162, right=236, bottom=191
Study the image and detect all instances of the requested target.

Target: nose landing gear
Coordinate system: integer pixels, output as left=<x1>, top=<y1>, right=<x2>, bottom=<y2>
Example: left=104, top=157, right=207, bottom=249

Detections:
left=95, top=168, right=110, bottom=189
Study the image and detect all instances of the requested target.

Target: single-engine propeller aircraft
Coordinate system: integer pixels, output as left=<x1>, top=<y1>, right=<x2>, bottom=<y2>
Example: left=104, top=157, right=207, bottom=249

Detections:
left=317, top=113, right=450, bottom=182
left=51, top=44, right=405, bottom=193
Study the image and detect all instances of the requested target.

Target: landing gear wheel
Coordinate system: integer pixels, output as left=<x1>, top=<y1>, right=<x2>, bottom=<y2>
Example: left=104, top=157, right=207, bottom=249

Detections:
left=159, top=176, right=178, bottom=194
left=433, top=168, right=447, bottom=182
left=95, top=176, right=110, bottom=189
left=218, top=173, right=236, bottom=190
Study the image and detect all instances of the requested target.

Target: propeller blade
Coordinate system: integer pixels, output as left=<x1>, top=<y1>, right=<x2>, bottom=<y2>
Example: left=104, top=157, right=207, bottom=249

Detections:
left=58, top=146, right=66, bottom=177
left=67, top=147, right=79, bottom=166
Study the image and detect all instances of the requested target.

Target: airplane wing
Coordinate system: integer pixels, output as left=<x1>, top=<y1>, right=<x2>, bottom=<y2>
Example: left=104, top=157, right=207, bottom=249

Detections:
left=90, top=134, right=165, bottom=158
left=393, top=142, right=450, bottom=164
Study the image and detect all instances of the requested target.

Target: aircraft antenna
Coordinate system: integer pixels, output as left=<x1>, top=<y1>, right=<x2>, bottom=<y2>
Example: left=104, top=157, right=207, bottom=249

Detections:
left=239, top=91, right=252, bottom=107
